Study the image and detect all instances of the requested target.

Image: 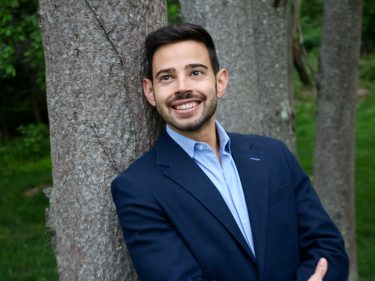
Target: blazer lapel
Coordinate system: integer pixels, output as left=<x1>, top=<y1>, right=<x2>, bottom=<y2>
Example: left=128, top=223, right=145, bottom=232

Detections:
left=155, top=129, right=255, bottom=261
left=230, top=134, right=269, bottom=274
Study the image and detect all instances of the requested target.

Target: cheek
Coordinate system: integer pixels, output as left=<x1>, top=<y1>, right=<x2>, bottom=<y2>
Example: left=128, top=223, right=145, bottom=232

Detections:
left=153, top=88, right=170, bottom=105
left=201, top=82, right=218, bottom=97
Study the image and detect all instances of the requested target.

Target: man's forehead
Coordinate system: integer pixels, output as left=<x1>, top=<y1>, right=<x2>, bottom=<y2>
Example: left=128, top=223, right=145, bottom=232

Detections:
left=152, top=40, right=210, bottom=70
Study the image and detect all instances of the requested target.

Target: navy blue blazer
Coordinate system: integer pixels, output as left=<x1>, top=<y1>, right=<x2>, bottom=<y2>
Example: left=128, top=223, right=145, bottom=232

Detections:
left=112, top=128, right=349, bottom=281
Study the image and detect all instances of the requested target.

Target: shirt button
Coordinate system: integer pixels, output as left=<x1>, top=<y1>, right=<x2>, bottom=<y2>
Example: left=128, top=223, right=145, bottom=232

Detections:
left=197, top=144, right=204, bottom=150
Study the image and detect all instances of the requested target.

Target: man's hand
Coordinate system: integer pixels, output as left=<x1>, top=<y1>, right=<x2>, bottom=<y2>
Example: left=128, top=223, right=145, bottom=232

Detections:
left=307, top=258, right=328, bottom=281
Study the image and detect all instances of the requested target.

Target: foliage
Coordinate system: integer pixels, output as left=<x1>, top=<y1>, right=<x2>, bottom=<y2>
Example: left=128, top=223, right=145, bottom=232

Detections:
left=0, top=0, right=43, bottom=80
left=167, top=0, right=181, bottom=24
left=362, top=0, right=375, bottom=52
left=300, top=0, right=323, bottom=51
left=0, top=0, right=21, bottom=78
left=300, top=0, right=375, bottom=53
left=359, top=53, right=375, bottom=81
left=17, top=123, right=50, bottom=159
left=0, top=0, right=47, bottom=137
left=0, top=124, right=50, bottom=168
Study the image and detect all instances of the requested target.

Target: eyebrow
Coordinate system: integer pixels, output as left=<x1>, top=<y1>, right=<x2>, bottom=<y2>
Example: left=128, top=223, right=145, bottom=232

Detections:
left=155, top=68, right=174, bottom=79
left=154, top=64, right=209, bottom=79
left=186, top=63, right=208, bottom=70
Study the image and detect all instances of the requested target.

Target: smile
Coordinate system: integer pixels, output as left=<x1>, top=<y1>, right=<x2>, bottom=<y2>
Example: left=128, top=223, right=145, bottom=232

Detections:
left=175, top=102, right=198, bottom=110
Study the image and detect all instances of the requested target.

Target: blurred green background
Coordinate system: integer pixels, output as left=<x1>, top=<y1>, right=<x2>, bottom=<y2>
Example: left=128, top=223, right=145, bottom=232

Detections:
left=0, top=0, right=374, bottom=280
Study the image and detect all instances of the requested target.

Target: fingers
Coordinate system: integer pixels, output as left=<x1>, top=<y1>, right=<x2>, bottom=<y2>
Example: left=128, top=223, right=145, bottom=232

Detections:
left=307, top=258, right=328, bottom=281
left=315, top=258, right=328, bottom=278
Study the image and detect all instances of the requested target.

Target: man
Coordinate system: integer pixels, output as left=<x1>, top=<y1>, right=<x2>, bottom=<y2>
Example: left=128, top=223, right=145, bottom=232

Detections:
left=112, top=23, right=348, bottom=281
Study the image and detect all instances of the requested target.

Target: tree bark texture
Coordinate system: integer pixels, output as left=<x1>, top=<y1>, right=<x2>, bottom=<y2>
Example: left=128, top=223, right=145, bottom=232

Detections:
left=314, top=1, right=362, bottom=280
left=180, top=0, right=295, bottom=150
left=39, top=1, right=166, bottom=280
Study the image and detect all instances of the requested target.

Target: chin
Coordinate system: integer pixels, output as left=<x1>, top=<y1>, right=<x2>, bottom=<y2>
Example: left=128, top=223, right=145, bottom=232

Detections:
left=170, top=118, right=211, bottom=132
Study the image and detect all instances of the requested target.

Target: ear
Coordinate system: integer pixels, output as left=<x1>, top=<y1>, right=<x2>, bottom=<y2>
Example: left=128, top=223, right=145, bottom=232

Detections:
left=216, top=68, right=229, bottom=98
left=143, top=78, right=156, bottom=106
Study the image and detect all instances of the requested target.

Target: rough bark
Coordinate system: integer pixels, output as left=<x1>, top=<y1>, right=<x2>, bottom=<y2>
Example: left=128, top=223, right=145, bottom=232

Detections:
left=180, top=0, right=295, bottom=150
left=314, top=1, right=362, bottom=280
left=39, top=1, right=166, bottom=280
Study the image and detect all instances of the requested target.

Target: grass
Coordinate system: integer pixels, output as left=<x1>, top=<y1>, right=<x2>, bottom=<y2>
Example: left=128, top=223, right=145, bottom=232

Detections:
left=0, top=141, right=58, bottom=281
left=354, top=81, right=375, bottom=281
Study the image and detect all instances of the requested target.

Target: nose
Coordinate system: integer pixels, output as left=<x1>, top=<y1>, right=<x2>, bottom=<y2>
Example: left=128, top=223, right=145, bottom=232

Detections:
left=175, top=76, right=191, bottom=95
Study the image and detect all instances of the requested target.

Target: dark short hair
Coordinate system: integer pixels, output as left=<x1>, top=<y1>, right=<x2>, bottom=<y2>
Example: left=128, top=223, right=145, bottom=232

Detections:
left=144, top=23, right=220, bottom=79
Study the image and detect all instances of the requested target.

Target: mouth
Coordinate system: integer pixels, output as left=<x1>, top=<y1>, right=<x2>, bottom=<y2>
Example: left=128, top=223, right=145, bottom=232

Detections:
left=170, top=98, right=202, bottom=113
left=174, top=101, right=199, bottom=111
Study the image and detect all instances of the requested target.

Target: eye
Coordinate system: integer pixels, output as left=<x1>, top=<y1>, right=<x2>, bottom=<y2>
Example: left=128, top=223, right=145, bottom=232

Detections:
left=160, top=75, right=172, bottom=81
left=191, top=70, right=203, bottom=77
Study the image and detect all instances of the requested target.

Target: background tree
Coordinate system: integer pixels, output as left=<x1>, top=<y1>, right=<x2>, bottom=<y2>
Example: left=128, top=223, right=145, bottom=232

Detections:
left=39, top=0, right=165, bottom=280
left=179, top=0, right=295, bottom=150
left=314, top=1, right=363, bottom=280
left=291, top=0, right=311, bottom=86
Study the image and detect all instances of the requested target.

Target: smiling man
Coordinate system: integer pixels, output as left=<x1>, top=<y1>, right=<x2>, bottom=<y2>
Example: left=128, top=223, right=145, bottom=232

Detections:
left=111, top=23, right=349, bottom=281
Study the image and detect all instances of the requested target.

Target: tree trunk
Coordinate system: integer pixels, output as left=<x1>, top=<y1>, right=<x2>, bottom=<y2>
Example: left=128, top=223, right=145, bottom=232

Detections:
left=180, top=0, right=295, bottom=150
left=314, top=1, right=362, bottom=280
left=39, top=1, right=166, bottom=280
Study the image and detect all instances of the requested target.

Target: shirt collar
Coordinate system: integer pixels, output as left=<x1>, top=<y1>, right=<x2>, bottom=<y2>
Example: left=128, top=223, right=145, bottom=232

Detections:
left=216, top=121, right=231, bottom=154
left=166, top=121, right=231, bottom=158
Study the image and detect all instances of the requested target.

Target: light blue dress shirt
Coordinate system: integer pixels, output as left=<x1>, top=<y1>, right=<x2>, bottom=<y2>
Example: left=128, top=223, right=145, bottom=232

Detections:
left=166, top=122, right=255, bottom=256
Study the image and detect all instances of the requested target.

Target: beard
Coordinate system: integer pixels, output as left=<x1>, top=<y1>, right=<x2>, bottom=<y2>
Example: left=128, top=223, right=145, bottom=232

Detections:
left=156, top=91, right=218, bottom=132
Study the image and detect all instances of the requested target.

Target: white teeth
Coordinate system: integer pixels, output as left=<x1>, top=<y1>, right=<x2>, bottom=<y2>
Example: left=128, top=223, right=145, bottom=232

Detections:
left=176, top=102, right=196, bottom=110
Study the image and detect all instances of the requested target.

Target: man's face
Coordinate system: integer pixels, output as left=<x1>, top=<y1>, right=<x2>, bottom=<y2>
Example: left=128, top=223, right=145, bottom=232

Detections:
left=143, top=40, right=228, bottom=134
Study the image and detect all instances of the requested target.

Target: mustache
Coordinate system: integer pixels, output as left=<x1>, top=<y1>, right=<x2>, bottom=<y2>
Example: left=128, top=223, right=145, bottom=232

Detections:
left=174, top=91, right=195, bottom=100
left=170, top=91, right=203, bottom=102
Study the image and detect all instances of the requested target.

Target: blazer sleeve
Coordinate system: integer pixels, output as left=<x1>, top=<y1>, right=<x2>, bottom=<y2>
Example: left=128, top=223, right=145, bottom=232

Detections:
left=111, top=175, right=212, bottom=281
left=280, top=142, right=349, bottom=281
